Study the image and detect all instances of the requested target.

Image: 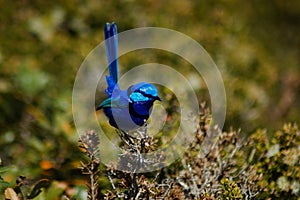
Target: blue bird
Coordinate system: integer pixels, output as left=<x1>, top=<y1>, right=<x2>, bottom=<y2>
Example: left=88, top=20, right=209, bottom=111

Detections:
left=96, top=22, right=161, bottom=132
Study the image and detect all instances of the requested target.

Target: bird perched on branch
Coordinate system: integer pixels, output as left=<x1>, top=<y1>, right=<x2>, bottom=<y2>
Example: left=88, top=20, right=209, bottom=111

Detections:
left=96, top=22, right=161, bottom=132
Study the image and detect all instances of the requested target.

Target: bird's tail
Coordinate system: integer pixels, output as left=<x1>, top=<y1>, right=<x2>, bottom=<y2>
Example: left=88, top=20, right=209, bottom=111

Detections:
left=104, top=22, right=119, bottom=96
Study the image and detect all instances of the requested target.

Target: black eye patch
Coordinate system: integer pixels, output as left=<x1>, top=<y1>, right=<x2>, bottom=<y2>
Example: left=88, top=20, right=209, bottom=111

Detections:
left=138, top=90, right=156, bottom=99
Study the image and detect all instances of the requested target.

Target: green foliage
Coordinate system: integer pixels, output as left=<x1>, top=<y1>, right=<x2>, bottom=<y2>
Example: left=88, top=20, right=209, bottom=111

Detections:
left=0, top=178, right=11, bottom=199
left=219, top=178, right=243, bottom=200
left=14, top=66, right=50, bottom=99
left=249, top=123, right=300, bottom=199
left=76, top=119, right=299, bottom=199
left=0, top=175, right=50, bottom=199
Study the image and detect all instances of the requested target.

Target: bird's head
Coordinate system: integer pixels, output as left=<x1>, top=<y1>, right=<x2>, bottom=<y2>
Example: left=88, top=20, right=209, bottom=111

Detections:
left=128, top=82, right=161, bottom=103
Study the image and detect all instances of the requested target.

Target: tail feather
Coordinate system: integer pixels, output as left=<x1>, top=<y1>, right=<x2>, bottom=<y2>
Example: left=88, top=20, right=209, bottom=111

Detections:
left=104, top=22, right=119, bottom=96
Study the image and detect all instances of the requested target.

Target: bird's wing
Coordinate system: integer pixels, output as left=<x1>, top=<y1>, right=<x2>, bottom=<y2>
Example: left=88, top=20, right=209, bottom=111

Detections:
left=97, top=95, right=129, bottom=110
left=104, top=22, right=119, bottom=96
left=97, top=98, right=112, bottom=109
left=97, top=97, right=128, bottom=110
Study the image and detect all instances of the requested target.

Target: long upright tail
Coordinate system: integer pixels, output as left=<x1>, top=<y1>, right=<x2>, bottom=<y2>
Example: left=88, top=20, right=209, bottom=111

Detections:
left=104, top=22, right=119, bottom=96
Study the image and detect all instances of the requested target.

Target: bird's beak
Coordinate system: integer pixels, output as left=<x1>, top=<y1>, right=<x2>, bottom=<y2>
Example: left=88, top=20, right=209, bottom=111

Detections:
left=155, top=96, right=162, bottom=101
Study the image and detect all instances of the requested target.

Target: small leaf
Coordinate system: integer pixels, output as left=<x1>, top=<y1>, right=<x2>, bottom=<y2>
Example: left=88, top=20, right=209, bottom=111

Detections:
left=266, top=144, right=279, bottom=158
left=277, top=176, right=289, bottom=191
left=5, top=188, right=18, bottom=200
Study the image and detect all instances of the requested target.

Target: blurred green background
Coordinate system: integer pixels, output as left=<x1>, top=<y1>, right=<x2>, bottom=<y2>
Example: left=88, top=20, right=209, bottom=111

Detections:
left=0, top=0, right=299, bottom=187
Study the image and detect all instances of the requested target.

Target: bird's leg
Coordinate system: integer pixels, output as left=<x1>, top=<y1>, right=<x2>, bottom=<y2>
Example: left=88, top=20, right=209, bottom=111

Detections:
left=137, top=119, right=148, bottom=138
left=138, top=120, right=149, bottom=154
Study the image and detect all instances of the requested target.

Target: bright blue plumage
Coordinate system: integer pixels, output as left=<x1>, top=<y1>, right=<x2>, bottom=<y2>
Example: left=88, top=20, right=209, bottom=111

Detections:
left=104, top=23, right=119, bottom=96
left=97, top=22, right=161, bottom=131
